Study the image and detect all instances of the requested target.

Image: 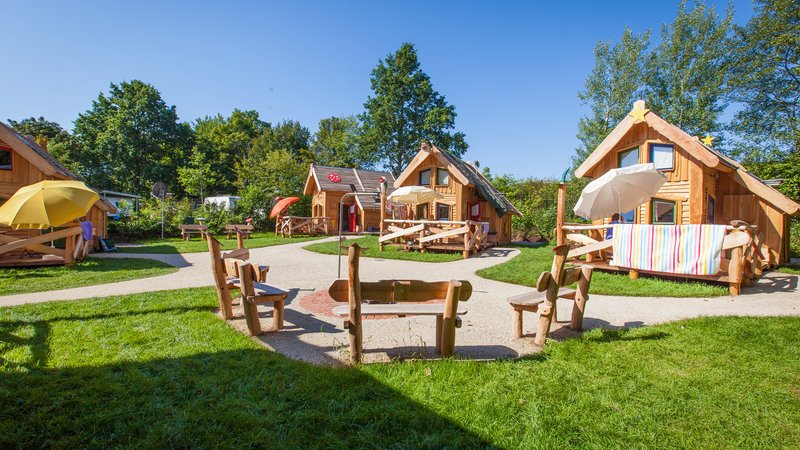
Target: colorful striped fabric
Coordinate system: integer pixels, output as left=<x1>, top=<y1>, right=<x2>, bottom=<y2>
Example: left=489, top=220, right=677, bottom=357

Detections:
left=610, top=224, right=728, bottom=275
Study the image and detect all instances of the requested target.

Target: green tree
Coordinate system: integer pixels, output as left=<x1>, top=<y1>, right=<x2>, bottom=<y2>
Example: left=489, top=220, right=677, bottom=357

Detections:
left=252, top=120, right=311, bottom=161
left=728, top=0, right=800, bottom=163
left=574, top=28, right=651, bottom=168
left=235, top=149, right=309, bottom=226
left=7, top=116, right=69, bottom=145
left=311, top=115, right=376, bottom=168
left=360, top=43, right=467, bottom=175
left=183, top=110, right=267, bottom=196
left=644, top=0, right=733, bottom=138
left=72, top=80, right=192, bottom=195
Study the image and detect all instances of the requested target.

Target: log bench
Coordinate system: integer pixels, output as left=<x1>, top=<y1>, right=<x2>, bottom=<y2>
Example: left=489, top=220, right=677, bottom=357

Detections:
left=225, top=224, right=254, bottom=239
left=328, top=243, right=472, bottom=363
left=179, top=224, right=208, bottom=240
left=507, top=244, right=593, bottom=346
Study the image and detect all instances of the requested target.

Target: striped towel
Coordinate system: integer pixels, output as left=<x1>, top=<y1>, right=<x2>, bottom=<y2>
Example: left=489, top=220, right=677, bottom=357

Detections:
left=611, top=224, right=727, bottom=275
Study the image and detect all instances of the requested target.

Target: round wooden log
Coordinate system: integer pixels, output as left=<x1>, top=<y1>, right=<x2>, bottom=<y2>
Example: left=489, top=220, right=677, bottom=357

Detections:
left=440, top=281, right=462, bottom=357
left=570, top=266, right=593, bottom=330
left=348, top=244, right=363, bottom=364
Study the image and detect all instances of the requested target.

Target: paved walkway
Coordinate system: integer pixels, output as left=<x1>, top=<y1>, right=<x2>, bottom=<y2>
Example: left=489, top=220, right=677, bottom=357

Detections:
left=2, top=237, right=798, bottom=365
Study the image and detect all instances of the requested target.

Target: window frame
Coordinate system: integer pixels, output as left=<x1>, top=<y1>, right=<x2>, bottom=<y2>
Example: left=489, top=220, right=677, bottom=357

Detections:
left=416, top=203, right=429, bottom=220
left=435, top=168, right=450, bottom=186
left=651, top=198, right=677, bottom=225
left=707, top=195, right=715, bottom=224
left=649, top=143, right=675, bottom=171
left=617, top=147, right=640, bottom=168
left=0, top=146, right=12, bottom=171
left=435, top=203, right=451, bottom=221
left=418, top=169, right=432, bottom=186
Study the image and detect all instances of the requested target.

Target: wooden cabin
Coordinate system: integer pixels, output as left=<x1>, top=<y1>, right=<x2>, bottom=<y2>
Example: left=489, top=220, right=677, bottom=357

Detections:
left=0, top=121, right=115, bottom=253
left=304, top=165, right=396, bottom=232
left=394, top=142, right=521, bottom=244
left=575, top=100, right=800, bottom=265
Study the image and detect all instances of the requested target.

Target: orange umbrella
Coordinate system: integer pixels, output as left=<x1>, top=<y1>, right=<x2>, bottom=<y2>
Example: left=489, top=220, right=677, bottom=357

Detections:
left=270, top=196, right=300, bottom=218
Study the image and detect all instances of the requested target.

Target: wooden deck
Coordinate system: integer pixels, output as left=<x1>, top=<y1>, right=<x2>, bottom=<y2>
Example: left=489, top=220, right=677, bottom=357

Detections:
left=379, top=219, right=490, bottom=259
left=567, top=258, right=731, bottom=285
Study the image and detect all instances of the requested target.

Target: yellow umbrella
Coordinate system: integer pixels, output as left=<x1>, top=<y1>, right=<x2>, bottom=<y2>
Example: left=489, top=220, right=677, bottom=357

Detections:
left=0, top=180, right=99, bottom=229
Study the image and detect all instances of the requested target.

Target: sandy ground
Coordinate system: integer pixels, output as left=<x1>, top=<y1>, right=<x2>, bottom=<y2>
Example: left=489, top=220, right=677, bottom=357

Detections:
left=2, top=236, right=798, bottom=365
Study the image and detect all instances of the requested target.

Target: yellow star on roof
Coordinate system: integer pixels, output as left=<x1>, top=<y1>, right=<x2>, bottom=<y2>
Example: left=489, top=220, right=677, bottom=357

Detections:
left=702, top=133, right=715, bottom=146
left=628, top=108, right=650, bottom=124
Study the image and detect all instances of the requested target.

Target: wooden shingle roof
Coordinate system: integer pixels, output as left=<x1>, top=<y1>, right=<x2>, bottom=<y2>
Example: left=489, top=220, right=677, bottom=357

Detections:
left=304, top=165, right=396, bottom=196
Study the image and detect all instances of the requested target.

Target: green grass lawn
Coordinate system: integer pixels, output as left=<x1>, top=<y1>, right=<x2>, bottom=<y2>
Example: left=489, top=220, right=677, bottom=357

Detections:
left=304, top=235, right=464, bottom=263
left=478, top=245, right=730, bottom=297
left=0, top=257, right=177, bottom=296
left=779, top=263, right=800, bottom=275
left=117, top=232, right=323, bottom=254
left=0, top=288, right=797, bottom=448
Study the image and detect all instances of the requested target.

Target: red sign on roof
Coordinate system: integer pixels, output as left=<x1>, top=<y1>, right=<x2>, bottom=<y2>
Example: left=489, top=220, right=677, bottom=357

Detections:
left=327, top=173, right=341, bottom=183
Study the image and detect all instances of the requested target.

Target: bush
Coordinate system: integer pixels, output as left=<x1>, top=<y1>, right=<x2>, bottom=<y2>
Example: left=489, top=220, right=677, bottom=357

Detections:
left=108, top=197, right=194, bottom=239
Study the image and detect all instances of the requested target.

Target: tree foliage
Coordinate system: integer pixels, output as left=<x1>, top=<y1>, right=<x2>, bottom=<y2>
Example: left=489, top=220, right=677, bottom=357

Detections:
left=728, top=0, right=800, bottom=163
left=574, top=28, right=651, bottom=168
left=71, top=80, right=192, bottom=195
left=360, top=43, right=467, bottom=175
left=311, top=116, right=376, bottom=168
left=644, top=0, right=733, bottom=137
left=7, top=116, right=69, bottom=145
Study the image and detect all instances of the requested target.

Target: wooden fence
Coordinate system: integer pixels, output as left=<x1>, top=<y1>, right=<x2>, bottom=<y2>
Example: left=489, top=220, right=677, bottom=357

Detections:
left=379, top=219, right=489, bottom=259
left=275, top=216, right=331, bottom=238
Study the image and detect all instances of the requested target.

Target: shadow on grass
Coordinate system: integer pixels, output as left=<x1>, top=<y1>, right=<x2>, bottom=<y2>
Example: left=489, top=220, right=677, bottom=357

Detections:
left=0, top=327, right=492, bottom=447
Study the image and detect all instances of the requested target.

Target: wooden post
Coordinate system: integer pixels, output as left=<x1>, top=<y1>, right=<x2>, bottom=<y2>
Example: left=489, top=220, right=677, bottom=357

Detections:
left=571, top=266, right=593, bottom=330
left=207, top=236, right=234, bottom=320
left=440, top=281, right=462, bottom=357
left=238, top=262, right=262, bottom=336
left=236, top=229, right=244, bottom=249
left=556, top=182, right=566, bottom=246
left=463, top=228, right=471, bottom=259
left=64, top=234, right=75, bottom=266
left=513, top=309, right=524, bottom=338
left=629, top=269, right=639, bottom=280
left=535, top=245, right=569, bottom=346
left=729, top=239, right=743, bottom=296
left=347, top=244, right=363, bottom=364
left=379, top=192, right=386, bottom=252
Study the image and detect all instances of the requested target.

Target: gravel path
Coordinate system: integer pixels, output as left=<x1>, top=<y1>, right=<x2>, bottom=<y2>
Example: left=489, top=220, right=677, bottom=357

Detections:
left=2, top=237, right=798, bottom=365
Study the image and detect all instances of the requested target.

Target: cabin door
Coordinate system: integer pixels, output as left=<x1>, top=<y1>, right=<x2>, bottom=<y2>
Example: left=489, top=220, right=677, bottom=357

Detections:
left=348, top=204, right=358, bottom=232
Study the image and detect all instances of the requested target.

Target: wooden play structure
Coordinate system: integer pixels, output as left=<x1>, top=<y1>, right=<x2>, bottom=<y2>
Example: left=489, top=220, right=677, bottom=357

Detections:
left=507, top=245, right=593, bottom=345
left=275, top=215, right=331, bottom=238
left=206, top=232, right=288, bottom=336
left=328, top=243, right=472, bottom=364
left=574, top=100, right=800, bottom=265
left=389, top=142, right=521, bottom=244
left=304, top=164, right=396, bottom=233
left=0, top=121, right=115, bottom=264
left=379, top=219, right=490, bottom=259
left=0, top=222, right=94, bottom=267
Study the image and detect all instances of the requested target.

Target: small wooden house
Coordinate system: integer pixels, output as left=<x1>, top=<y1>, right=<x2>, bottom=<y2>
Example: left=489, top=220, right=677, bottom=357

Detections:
left=394, top=142, right=521, bottom=244
left=304, top=165, right=396, bottom=232
left=0, top=121, right=115, bottom=251
left=575, top=100, right=800, bottom=265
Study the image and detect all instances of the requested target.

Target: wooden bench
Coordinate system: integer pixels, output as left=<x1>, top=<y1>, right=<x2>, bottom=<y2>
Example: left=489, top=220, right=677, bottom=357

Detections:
left=179, top=224, right=208, bottom=240
left=235, top=260, right=288, bottom=336
left=507, top=244, right=593, bottom=346
left=225, top=224, right=254, bottom=239
left=206, top=235, right=269, bottom=321
left=328, top=243, right=472, bottom=363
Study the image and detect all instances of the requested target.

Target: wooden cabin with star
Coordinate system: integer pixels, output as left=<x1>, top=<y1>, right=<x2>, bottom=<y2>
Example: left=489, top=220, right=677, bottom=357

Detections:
left=303, top=164, right=396, bottom=233
left=574, top=100, right=800, bottom=265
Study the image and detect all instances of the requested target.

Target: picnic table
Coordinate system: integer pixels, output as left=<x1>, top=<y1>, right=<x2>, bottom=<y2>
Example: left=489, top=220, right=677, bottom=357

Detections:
left=179, top=224, right=208, bottom=240
left=225, top=224, right=254, bottom=239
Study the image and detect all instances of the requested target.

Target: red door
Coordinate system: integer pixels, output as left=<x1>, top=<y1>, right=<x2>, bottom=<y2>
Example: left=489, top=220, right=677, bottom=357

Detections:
left=348, top=205, right=357, bottom=232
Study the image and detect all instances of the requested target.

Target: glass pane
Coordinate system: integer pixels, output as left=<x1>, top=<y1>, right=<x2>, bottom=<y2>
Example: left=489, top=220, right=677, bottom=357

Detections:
left=707, top=196, right=715, bottom=223
left=650, top=144, right=674, bottom=170
left=419, top=169, right=431, bottom=186
left=0, top=148, right=11, bottom=170
left=436, top=169, right=449, bottom=185
left=653, top=200, right=675, bottom=224
left=621, top=209, right=635, bottom=223
left=436, top=204, right=450, bottom=220
left=617, top=147, right=639, bottom=167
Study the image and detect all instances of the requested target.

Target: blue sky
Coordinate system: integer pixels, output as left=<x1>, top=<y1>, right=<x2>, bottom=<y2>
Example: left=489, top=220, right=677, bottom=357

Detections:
left=2, top=0, right=754, bottom=178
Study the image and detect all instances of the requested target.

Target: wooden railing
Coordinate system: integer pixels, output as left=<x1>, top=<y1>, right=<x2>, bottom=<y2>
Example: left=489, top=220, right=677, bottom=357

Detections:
left=379, top=219, right=489, bottom=259
left=275, top=216, right=330, bottom=238
left=0, top=223, right=90, bottom=267
left=559, top=220, right=761, bottom=295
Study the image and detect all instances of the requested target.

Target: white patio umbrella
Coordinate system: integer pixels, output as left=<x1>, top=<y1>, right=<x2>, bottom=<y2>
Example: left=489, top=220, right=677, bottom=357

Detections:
left=387, top=185, right=444, bottom=205
left=573, top=163, right=667, bottom=220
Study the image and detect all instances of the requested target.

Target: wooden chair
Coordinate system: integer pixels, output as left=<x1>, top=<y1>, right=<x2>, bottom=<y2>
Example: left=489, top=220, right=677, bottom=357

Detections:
left=206, top=234, right=271, bottom=321
left=328, top=243, right=472, bottom=364
left=507, top=244, right=593, bottom=346
left=235, top=260, right=288, bottom=336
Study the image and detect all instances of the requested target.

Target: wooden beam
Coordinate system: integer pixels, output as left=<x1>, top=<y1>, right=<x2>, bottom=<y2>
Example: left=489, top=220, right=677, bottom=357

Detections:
left=0, top=227, right=81, bottom=256
left=567, top=239, right=613, bottom=259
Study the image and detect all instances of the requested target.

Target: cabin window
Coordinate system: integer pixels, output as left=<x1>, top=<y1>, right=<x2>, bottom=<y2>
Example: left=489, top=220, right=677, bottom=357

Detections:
left=652, top=199, right=676, bottom=224
left=435, top=168, right=449, bottom=186
left=436, top=203, right=451, bottom=220
left=617, top=147, right=639, bottom=168
left=707, top=195, right=715, bottom=223
left=419, top=169, right=431, bottom=186
left=416, top=203, right=429, bottom=220
left=621, top=209, right=636, bottom=223
left=650, top=143, right=675, bottom=171
left=0, top=147, right=11, bottom=170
